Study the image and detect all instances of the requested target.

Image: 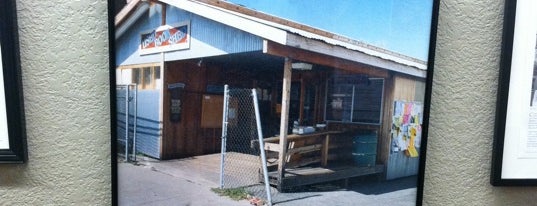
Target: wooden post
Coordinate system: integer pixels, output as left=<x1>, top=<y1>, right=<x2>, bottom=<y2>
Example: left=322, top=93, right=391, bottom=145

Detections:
left=161, top=4, right=166, bottom=25
left=277, top=58, right=293, bottom=191
left=299, top=75, right=305, bottom=124
left=321, top=134, right=330, bottom=167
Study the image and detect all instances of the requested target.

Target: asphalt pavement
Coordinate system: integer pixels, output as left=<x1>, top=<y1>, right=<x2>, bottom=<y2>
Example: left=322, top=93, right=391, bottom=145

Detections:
left=117, top=155, right=418, bottom=206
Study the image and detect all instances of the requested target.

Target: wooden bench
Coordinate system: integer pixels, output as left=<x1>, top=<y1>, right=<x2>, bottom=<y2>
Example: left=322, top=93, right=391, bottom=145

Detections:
left=256, top=130, right=384, bottom=190
left=262, top=131, right=342, bottom=168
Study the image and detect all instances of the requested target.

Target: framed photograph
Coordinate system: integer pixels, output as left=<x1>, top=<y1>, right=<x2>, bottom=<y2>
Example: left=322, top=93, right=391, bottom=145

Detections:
left=0, top=0, right=27, bottom=163
left=111, top=0, right=439, bottom=205
left=491, top=0, right=537, bottom=186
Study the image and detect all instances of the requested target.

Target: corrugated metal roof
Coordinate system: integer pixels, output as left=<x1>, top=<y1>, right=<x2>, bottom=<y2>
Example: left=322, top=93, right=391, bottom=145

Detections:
left=177, top=0, right=427, bottom=72
left=191, top=0, right=427, bottom=70
left=117, top=0, right=428, bottom=76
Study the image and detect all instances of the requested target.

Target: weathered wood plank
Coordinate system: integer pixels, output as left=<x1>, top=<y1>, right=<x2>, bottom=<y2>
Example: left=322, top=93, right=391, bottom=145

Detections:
left=263, top=130, right=342, bottom=143
left=264, top=41, right=390, bottom=78
left=277, top=58, right=293, bottom=191
left=284, top=157, right=321, bottom=169
left=264, top=142, right=280, bottom=152
left=321, top=134, right=330, bottom=166
left=266, top=165, right=384, bottom=188
left=163, top=60, right=208, bottom=159
left=287, top=144, right=322, bottom=155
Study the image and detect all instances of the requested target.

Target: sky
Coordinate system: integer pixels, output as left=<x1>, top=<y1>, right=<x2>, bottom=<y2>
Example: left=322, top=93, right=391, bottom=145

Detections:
left=228, top=0, right=434, bottom=61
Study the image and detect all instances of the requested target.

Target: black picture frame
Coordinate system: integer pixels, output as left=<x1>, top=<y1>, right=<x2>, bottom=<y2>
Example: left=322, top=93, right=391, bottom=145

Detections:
left=491, top=0, right=537, bottom=186
left=110, top=0, right=439, bottom=205
left=0, top=0, right=27, bottom=163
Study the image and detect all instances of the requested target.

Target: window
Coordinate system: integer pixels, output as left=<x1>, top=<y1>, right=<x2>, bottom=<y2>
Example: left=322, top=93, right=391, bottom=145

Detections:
left=131, top=68, right=140, bottom=84
left=142, top=67, right=152, bottom=87
left=325, top=74, right=384, bottom=124
left=118, top=64, right=160, bottom=90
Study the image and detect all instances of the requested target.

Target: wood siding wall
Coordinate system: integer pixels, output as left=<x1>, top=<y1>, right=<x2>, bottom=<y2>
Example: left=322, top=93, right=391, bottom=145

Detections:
left=162, top=60, right=213, bottom=159
left=161, top=60, right=259, bottom=159
left=379, top=75, right=423, bottom=165
left=160, top=58, right=425, bottom=164
left=379, top=74, right=395, bottom=165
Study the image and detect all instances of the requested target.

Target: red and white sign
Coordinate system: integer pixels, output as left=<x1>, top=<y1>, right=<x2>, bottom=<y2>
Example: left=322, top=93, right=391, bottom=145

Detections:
left=139, top=21, right=190, bottom=55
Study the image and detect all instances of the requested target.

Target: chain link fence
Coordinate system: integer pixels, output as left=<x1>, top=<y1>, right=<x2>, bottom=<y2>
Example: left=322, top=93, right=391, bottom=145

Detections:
left=117, top=84, right=137, bottom=162
left=220, top=86, right=274, bottom=205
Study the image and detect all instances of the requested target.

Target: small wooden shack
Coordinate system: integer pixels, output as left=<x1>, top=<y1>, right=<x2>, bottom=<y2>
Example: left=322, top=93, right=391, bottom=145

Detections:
left=115, top=0, right=427, bottom=189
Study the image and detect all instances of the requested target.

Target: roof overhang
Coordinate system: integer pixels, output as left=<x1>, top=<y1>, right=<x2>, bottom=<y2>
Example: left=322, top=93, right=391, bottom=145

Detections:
left=284, top=34, right=427, bottom=78
left=115, top=0, right=150, bottom=39
left=159, top=0, right=287, bottom=45
left=165, top=0, right=427, bottom=77
left=116, top=0, right=427, bottom=78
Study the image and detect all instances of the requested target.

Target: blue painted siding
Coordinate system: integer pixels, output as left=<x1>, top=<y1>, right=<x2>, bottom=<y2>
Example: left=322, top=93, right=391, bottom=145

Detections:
left=116, top=5, right=163, bottom=66
left=164, top=6, right=263, bottom=61
left=116, top=88, right=161, bottom=159
left=135, top=90, right=161, bottom=158
left=136, top=90, right=160, bottom=120
left=386, top=151, right=420, bottom=180
left=116, top=4, right=263, bottom=66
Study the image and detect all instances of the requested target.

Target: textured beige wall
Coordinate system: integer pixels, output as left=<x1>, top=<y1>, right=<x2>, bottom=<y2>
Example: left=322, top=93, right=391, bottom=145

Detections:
left=424, top=0, right=537, bottom=205
left=0, top=1, right=111, bottom=205
left=0, top=0, right=535, bottom=205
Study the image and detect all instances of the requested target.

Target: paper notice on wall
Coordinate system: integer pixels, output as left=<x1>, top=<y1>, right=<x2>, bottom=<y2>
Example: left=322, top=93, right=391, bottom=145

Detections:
left=394, top=101, right=404, bottom=116
left=391, top=101, right=423, bottom=156
left=520, top=107, right=537, bottom=158
left=0, top=44, right=9, bottom=150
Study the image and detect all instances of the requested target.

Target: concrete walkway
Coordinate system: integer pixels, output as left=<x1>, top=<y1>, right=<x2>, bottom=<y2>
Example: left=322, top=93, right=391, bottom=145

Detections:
left=118, top=161, right=251, bottom=206
left=118, top=154, right=418, bottom=206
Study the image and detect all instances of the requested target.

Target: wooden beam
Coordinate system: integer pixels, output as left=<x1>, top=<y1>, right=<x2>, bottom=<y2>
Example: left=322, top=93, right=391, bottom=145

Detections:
left=264, top=143, right=280, bottom=152
left=287, top=144, right=322, bottom=155
left=264, top=41, right=390, bottom=78
left=379, top=75, right=395, bottom=165
left=161, top=4, right=167, bottom=25
left=321, top=134, right=330, bottom=167
left=263, top=131, right=342, bottom=143
left=277, top=58, right=293, bottom=191
left=270, top=165, right=385, bottom=189
left=285, top=157, right=321, bottom=169
left=115, top=0, right=142, bottom=26
left=299, top=76, right=305, bottom=124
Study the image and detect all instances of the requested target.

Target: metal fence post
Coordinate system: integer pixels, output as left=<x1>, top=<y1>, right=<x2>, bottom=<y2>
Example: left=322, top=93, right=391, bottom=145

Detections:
left=220, top=85, right=230, bottom=189
left=125, top=85, right=129, bottom=162
left=132, top=84, right=137, bottom=162
left=252, top=89, right=273, bottom=206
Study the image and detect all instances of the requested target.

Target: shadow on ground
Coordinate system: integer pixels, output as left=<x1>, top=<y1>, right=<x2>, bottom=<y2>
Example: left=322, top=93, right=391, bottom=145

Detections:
left=349, top=175, right=417, bottom=195
left=269, top=175, right=418, bottom=205
left=278, top=174, right=417, bottom=194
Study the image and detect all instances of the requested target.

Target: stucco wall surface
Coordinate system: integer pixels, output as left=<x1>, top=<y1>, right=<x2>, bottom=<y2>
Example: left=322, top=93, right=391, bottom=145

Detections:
left=0, top=1, right=111, bottom=205
left=424, top=0, right=537, bottom=205
left=0, top=0, right=536, bottom=205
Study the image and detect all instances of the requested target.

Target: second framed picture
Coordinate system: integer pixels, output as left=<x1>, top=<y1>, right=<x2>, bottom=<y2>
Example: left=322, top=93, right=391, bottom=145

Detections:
left=492, top=0, right=537, bottom=186
left=0, top=0, right=27, bottom=163
left=111, top=0, right=439, bottom=205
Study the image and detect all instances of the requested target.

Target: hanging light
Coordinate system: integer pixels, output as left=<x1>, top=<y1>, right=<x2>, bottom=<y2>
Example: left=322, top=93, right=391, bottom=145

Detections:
left=291, top=62, right=313, bottom=70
